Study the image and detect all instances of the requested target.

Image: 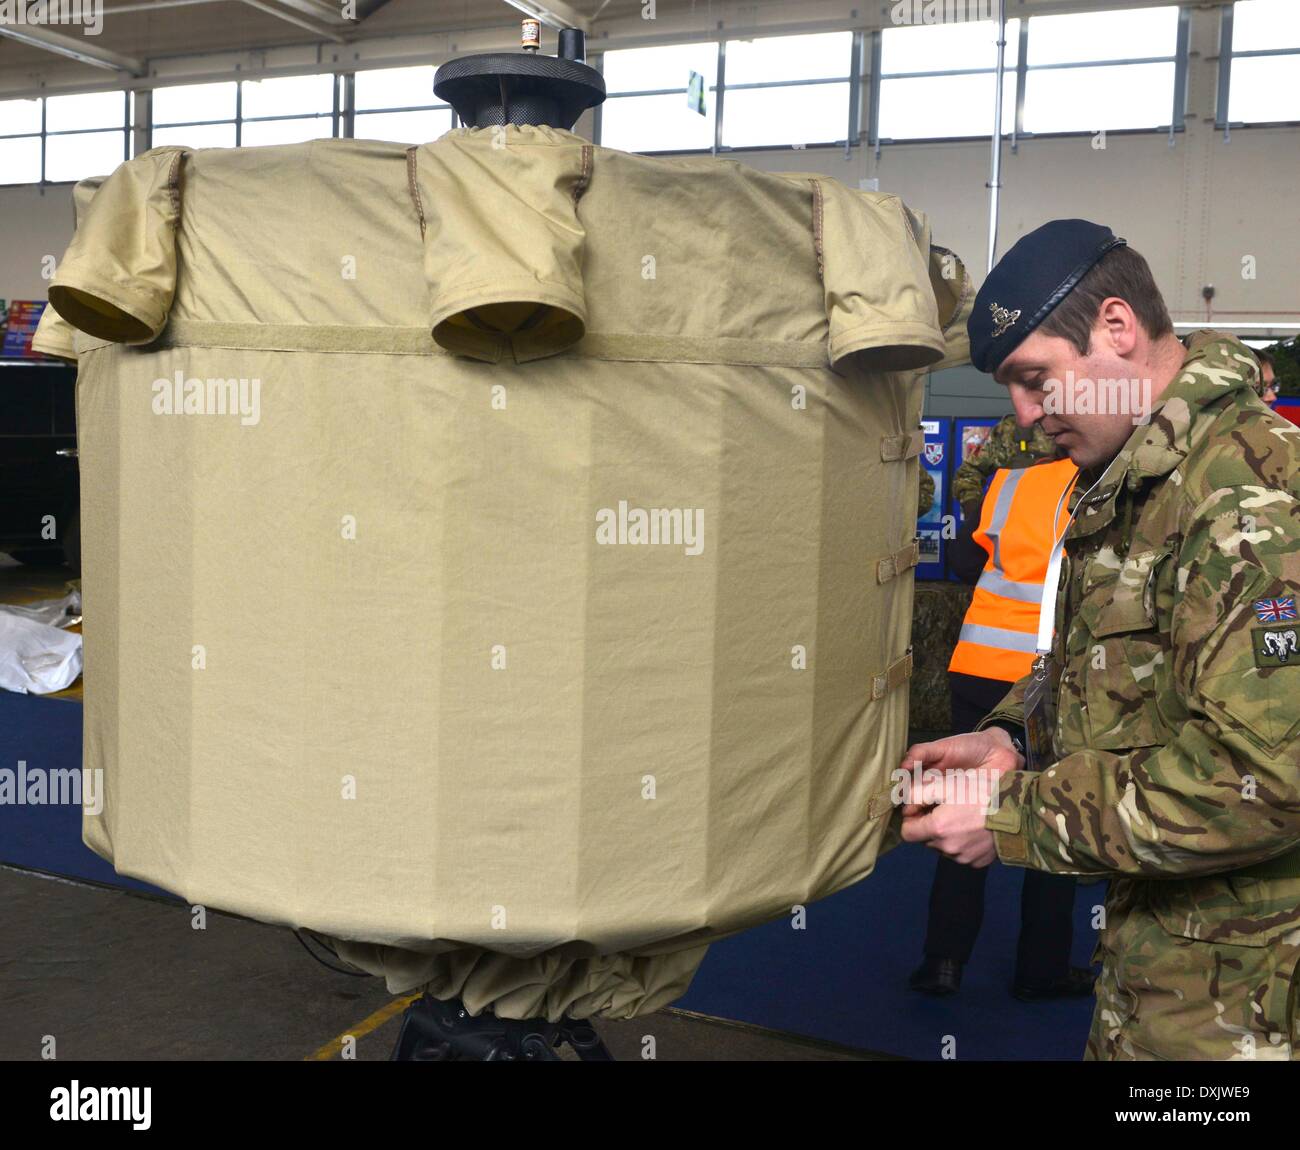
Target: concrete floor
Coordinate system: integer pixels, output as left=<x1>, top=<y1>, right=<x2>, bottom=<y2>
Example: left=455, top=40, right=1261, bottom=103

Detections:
left=0, top=866, right=874, bottom=1061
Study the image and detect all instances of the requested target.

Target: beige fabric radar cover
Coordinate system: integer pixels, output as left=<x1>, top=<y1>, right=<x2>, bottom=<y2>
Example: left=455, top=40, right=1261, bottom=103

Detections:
left=51, top=130, right=970, bottom=1021
left=32, top=176, right=106, bottom=361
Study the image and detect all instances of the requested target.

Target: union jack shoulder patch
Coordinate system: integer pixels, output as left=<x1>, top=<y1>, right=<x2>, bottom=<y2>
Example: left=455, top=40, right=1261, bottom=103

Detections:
left=1254, top=596, right=1297, bottom=624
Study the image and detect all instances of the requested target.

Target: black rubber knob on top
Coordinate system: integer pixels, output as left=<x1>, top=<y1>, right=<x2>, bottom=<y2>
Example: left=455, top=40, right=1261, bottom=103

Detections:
left=434, top=51, right=605, bottom=131
left=558, top=28, right=586, bottom=63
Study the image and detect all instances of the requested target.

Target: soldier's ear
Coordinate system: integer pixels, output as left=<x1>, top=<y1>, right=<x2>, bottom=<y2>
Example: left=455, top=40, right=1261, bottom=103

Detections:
left=1097, top=298, right=1138, bottom=357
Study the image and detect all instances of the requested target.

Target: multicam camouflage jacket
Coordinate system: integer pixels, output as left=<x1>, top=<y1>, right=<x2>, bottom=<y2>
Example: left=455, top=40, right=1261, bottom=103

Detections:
left=980, top=331, right=1300, bottom=1059
left=918, top=468, right=935, bottom=518
left=951, top=412, right=1059, bottom=508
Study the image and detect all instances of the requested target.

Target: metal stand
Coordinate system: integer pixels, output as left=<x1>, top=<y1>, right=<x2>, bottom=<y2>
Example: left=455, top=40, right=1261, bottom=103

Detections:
left=390, top=994, right=616, bottom=1061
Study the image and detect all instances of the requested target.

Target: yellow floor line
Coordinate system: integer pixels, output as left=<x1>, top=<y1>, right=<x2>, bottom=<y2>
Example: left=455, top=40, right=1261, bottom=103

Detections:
left=306, top=992, right=420, bottom=1061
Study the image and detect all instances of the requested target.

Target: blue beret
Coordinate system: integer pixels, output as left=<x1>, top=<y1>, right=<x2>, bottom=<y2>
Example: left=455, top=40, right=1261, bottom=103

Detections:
left=968, top=219, right=1126, bottom=374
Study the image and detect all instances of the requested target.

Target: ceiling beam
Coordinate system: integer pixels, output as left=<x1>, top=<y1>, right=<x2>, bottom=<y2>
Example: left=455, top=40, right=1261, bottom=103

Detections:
left=101, top=0, right=222, bottom=12
left=0, top=24, right=144, bottom=73
left=240, top=0, right=348, bottom=44
left=268, top=0, right=353, bottom=25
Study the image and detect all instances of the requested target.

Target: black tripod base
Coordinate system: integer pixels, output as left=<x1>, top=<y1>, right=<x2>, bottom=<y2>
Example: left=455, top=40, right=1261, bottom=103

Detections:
left=389, top=994, right=615, bottom=1061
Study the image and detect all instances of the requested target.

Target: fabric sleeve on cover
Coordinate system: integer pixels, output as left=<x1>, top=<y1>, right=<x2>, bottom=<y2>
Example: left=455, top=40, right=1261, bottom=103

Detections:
left=814, top=181, right=946, bottom=374
left=48, top=148, right=187, bottom=344
left=928, top=243, right=973, bottom=371
left=30, top=302, right=77, bottom=361
left=412, top=127, right=590, bottom=364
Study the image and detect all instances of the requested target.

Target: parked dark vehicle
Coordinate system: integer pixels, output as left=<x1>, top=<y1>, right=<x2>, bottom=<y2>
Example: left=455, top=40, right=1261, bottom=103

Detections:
left=0, top=358, right=79, bottom=572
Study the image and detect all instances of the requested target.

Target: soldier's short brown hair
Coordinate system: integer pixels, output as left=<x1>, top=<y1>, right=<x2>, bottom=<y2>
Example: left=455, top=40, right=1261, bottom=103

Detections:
left=1038, top=245, right=1173, bottom=355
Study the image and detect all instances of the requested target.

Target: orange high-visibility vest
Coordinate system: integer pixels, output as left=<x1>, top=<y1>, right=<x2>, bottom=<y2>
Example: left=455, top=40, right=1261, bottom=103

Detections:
left=947, top=457, right=1079, bottom=683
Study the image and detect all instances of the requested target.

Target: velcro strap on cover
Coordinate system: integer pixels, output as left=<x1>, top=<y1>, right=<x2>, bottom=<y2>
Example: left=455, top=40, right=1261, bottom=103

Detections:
left=871, top=648, right=914, bottom=700
left=880, top=430, right=924, bottom=462
left=876, top=540, right=921, bottom=584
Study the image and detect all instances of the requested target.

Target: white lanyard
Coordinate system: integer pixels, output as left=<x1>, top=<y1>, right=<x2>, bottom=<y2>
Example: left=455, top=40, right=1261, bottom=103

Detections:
left=1036, top=469, right=1102, bottom=654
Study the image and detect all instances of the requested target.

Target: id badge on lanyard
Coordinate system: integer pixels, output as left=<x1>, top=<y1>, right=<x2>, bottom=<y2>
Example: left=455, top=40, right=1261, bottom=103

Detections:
left=1024, top=472, right=1091, bottom=772
left=1022, top=652, right=1059, bottom=773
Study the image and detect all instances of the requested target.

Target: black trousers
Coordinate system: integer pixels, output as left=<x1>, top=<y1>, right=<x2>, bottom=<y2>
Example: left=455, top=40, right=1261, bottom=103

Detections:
left=920, top=671, right=1078, bottom=986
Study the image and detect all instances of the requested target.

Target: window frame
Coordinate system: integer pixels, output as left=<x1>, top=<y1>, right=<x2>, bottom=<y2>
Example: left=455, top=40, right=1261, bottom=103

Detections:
left=150, top=74, right=337, bottom=149
left=593, top=43, right=721, bottom=155
left=871, top=7, right=1189, bottom=148
left=0, top=90, right=131, bottom=186
left=1017, top=6, right=1186, bottom=140
left=149, top=80, right=239, bottom=149
left=0, top=97, right=44, bottom=187
left=870, top=19, right=1021, bottom=147
left=1216, top=1, right=1300, bottom=134
left=345, top=65, right=456, bottom=142
left=593, top=31, right=859, bottom=156
left=11, top=3, right=1298, bottom=189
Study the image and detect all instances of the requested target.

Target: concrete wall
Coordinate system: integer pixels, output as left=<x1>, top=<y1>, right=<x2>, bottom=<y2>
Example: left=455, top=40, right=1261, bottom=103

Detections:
left=0, top=184, right=76, bottom=304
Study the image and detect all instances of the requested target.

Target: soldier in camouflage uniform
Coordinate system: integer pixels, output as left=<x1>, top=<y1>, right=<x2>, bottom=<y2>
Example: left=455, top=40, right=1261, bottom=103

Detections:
left=951, top=413, right=1059, bottom=515
left=918, top=467, right=935, bottom=518
left=899, top=220, right=1300, bottom=1061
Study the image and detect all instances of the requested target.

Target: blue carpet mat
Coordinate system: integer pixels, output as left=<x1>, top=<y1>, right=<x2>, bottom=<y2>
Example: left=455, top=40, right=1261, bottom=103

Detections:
left=0, top=691, right=166, bottom=897
left=676, top=841, right=1102, bottom=1059
left=1, top=689, right=1098, bottom=1058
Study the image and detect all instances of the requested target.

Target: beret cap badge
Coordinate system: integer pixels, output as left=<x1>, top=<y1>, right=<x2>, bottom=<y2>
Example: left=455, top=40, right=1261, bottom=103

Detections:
left=990, top=302, right=1021, bottom=339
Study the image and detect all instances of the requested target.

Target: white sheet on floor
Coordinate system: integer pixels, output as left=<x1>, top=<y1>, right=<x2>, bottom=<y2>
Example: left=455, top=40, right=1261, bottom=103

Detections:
left=0, top=612, right=83, bottom=694
left=0, top=590, right=82, bottom=629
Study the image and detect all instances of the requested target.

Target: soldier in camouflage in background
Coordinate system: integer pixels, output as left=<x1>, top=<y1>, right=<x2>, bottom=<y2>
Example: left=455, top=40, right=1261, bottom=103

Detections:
left=952, top=413, right=1060, bottom=522
left=918, top=467, right=935, bottom=518
left=899, top=220, right=1300, bottom=1061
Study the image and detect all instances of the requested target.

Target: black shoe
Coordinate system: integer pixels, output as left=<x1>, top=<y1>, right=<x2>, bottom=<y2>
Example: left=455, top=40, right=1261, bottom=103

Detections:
left=1012, top=966, right=1097, bottom=1002
left=908, top=956, right=963, bottom=996
left=389, top=994, right=615, bottom=1061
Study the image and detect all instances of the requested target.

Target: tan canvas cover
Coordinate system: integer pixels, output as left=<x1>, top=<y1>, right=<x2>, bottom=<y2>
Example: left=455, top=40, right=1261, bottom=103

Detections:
left=32, top=177, right=105, bottom=361
left=50, top=128, right=970, bottom=1020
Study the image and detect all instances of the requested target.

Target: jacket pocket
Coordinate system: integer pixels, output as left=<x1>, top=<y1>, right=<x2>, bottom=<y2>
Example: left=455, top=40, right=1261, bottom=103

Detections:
left=1147, top=874, right=1300, bottom=1058
left=1074, top=547, right=1172, bottom=749
left=1148, top=873, right=1300, bottom=947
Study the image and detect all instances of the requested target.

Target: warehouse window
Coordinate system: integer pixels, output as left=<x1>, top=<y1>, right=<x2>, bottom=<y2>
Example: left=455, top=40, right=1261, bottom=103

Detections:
left=152, top=82, right=238, bottom=149
left=599, top=42, right=718, bottom=152
left=599, top=33, right=856, bottom=153
left=239, top=73, right=337, bottom=146
left=1221, top=0, right=1300, bottom=126
left=47, top=92, right=131, bottom=183
left=0, top=91, right=131, bottom=185
left=877, top=19, right=1019, bottom=141
left=352, top=66, right=453, bottom=143
left=1021, top=6, right=1181, bottom=134
left=0, top=98, right=42, bottom=185
left=152, top=75, right=335, bottom=149
left=720, top=32, right=854, bottom=148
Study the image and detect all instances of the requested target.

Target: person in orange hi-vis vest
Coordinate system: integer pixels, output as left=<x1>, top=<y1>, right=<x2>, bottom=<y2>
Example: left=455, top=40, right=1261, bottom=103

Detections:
left=909, top=456, right=1092, bottom=1000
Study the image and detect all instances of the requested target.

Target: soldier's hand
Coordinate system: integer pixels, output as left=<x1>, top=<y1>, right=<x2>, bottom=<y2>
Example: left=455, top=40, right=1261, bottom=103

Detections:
left=895, top=730, right=1020, bottom=866
left=899, top=801, right=999, bottom=868
left=895, top=729, right=1022, bottom=816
